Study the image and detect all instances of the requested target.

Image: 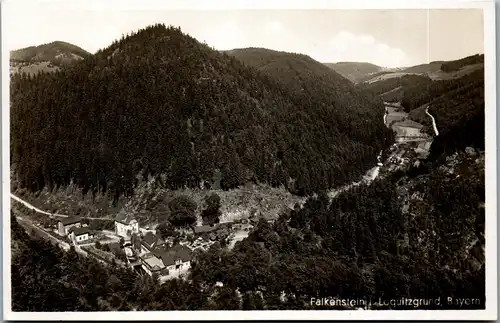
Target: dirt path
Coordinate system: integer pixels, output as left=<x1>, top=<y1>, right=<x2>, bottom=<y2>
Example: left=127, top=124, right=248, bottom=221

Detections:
left=11, top=193, right=107, bottom=220
left=16, top=215, right=71, bottom=251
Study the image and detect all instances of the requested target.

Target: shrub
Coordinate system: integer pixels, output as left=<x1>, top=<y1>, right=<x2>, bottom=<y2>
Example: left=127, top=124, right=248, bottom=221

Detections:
left=168, top=195, right=197, bottom=227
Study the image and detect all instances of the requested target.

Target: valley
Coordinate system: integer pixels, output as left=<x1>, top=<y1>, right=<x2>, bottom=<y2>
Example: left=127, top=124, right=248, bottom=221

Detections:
left=9, top=23, right=486, bottom=312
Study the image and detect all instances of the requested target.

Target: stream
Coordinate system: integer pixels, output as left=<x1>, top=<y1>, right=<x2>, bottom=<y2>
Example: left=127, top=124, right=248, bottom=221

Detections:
left=229, top=102, right=435, bottom=247
left=328, top=102, right=434, bottom=201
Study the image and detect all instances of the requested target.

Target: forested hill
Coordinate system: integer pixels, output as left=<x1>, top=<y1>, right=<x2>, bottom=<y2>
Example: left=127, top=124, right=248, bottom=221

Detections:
left=323, top=61, right=383, bottom=83
left=11, top=24, right=392, bottom=201
left=226, top=47, right=392, bottom=148
left=10, top=41, right=91, bottom=76
left=412, top=68, right=485, bottom=159
left=356, top=52, right=485, bottom=161
left=11, top=41, right=91, bottom=65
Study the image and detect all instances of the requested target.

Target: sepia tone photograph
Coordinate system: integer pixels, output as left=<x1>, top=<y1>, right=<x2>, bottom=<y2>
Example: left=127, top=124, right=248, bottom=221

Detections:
left=3, top=0, right=497, bottom=320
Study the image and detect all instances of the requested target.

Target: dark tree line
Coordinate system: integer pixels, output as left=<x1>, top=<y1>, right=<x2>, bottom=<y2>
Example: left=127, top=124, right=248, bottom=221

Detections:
left=427, top=72, right=485, bottom=159
left=440, top=54, right=484, bottom=73
left=11, top=24, right=393, bottom=203
left=360, top=74, right=430, bottom=96
left=358, top=74, right=434, bottom=103
left=400, top=68, right=484, bottom=112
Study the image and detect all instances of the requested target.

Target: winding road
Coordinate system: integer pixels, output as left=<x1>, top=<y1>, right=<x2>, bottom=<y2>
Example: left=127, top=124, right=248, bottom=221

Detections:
left=16, top=215, right=72, bottom=251
left=11, top=196, right=127, bottom=267
left=425, top=106, right=440, bottom=136
left=11, top=193, right=107, bottom=220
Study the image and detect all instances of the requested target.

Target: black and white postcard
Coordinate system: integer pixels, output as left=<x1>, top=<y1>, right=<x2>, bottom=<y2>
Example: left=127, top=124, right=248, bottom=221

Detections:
left=2, top=0, right=497, bottom=320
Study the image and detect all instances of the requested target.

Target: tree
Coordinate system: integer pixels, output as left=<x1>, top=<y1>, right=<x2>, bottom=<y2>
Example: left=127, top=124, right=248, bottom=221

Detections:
left=150, top=198, right=170, bottom=223
left=202, top=193, right=222, bottom=225
left=156, top=222, right=176, bottom=240
left=210, top=286, right=240, bottom=310
left=242, top=292, right=264, bottom=310
left=95, top=241, right=102, bottom=249
left=130, top=233, right=141, bottom=251
left=168, top=195, right=197, bottom=227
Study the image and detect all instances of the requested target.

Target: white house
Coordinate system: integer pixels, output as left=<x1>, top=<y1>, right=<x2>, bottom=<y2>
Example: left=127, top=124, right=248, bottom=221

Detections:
left=114, top=213, right=140, bottom=238
left=58, top=216, right=81, bottom=236
left=155, top=244, right=193, bottom=272
left=140, top=252, right=166, bottom=276
left=140, top=244, right=192, bottom=277
left=68, top=227, right=94, bottom=244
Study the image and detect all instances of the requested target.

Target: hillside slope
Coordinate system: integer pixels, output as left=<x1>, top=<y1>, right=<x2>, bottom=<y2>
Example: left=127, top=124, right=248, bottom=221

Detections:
left=323, top=61, right=383, bottom=83
left=226, top=47, right=392, bottom=148
left=359, top=54, right=485, bottom=161
left=11, top=41, right=90, bottom=64
left=11, top=24, right=392, bottom=202
left=409, top=69, right=485, bottom=159
left=356, top=54, right=484, bottom=87
left=10, top=41, right=91, bottom=75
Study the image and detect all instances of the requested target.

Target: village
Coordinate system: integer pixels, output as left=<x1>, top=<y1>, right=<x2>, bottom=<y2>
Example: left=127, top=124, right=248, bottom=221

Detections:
left=15, top=198, right=255, bottom=283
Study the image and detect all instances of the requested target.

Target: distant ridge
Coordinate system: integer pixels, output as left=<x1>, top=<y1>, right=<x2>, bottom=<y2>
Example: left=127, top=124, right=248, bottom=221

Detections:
left=323, top=61, right=383, bottom=83
left=11, top=40, right=91, bottom=63
left=10, top=41, right=91, bottom=76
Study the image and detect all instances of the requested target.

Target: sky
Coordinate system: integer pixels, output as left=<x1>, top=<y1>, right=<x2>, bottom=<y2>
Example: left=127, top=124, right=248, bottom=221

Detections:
left=5, top=2, right=484, bottom=68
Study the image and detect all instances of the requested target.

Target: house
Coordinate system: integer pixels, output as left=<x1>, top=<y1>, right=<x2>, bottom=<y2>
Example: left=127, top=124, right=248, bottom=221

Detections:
left=140, top=252, right=168, bottom=276
left=394, top=120, right=424, bottom=138
left=114, top=213, right=140, bottom=238
left=193, top=224, right=219, bottom=235
left=193, top=224, right=219, bottom=234
left=68, top=227, right=94, bottom=244
left=154, top=244, right=193, bottom=272
left=192, top=224, right=220, bottom=241
left=140, top=232, right=167, bottom=254
left=139, top=244, right=193, bottom=277
left=58, top=216, right=81, bottom=236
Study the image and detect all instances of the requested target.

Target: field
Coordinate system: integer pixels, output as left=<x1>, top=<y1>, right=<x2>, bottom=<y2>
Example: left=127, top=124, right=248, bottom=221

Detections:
left=385, top=107, right=408, bottom=125
left=363, top=62, right=484, bottom=85
left=10, top=61, right=59, bottom=76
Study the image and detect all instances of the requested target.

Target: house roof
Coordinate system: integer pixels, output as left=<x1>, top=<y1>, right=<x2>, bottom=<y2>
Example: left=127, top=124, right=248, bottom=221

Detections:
left=141, top=232, right=165, bottom=250
left=140, top=253, right=165, bottom=271
left=115, top=213, right=137, bottom=225
left=154, top=244, right=192, bottom=266
left=69, top=226, right=92, bottom=236
left=394, top=119, right=424, bottom=129
left=60, top=216, right=81, bottom=226
left=193, top=224, right=219, bottom=233
left=142, top=232, right=157, bottom=246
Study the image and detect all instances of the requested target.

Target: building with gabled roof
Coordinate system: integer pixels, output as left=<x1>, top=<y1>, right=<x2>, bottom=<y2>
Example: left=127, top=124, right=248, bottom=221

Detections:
left=140, top=252, right=167, bottom=276
left=139, top=244, right=193, bottom=277
left=153, top=244, right=192, bottom=269
left=58, top=216, right=81, bottom=236
left=114, top=213, right=139, bottom=238
left=140, top=231, right=167, bottom=254
left=68, top=226, right=94, bottom=244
